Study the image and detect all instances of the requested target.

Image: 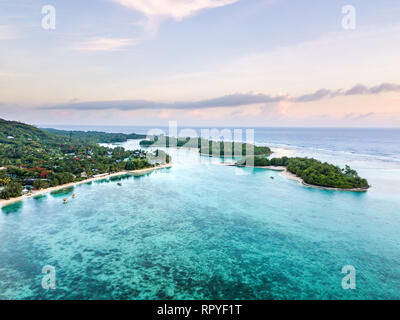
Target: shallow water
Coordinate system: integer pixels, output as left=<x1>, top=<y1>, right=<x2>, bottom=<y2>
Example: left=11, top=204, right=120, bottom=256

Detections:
left=1, top=139, right=400, bottom=299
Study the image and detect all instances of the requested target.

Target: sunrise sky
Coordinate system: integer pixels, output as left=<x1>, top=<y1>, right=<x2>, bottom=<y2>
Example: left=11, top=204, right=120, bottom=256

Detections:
left=1, top=0, right=400, bottom=127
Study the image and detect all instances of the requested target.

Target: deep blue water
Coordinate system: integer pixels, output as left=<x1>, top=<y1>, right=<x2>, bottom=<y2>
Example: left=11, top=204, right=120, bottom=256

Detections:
left=1, top=128, right=400, bottom=299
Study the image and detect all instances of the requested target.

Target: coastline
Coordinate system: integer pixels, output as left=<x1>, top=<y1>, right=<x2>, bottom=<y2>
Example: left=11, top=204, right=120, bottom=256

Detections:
left=226, top=164, right=369, bottom=192
left=199, top=152, right=272, bottom=158
left=143, top=143, right=274, bottom=158
left=0, top=163, right=172, bottom=208
left=270, top=147, right=292, bottom=158
left=279, top=167, right=369, bottom=192
left=230, top=164, right=286, bottom=171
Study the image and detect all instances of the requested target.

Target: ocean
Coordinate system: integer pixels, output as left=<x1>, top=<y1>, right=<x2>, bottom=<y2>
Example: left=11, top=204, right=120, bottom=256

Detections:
left=0, top=127, right=399, bottom=299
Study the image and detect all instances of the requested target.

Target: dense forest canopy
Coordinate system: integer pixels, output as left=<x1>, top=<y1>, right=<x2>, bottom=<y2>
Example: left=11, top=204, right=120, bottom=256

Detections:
left=43, top=128, right=146, bottom=143
left=140, top=136, right=272, bottom=157
left=0, top=119, right=169, bottom=199
left=286, top=157, right=369, bottom=189
left=0, top=118, right=58, bottom=143
left=236, top=156, right=369, bottom=189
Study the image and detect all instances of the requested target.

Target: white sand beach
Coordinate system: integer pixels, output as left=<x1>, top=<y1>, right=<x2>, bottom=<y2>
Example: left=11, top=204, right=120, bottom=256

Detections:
left=224, top=163, right=369, bottom=192
left=0, top=163, right=172, bottom=208
left=270, top=147, right=293, bottom=158
left=279, top=168, right=369, bottom=192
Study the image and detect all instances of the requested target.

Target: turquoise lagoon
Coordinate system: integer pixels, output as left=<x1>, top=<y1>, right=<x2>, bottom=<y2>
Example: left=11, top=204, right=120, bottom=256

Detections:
left=1, top=138, right=400, bottom=300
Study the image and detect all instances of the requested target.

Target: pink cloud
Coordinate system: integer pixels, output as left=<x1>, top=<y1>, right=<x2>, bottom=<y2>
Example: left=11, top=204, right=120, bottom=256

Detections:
left=159, top=109, right=173, bottom=118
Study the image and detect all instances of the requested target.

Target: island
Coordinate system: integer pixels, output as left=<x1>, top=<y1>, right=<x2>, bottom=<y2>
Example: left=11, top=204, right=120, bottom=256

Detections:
left=0, top=118, right=171, bottom=202
left=140, top=136, right=272, bottom=157
left=234, top=156, right=370, bottom=191
left=140, top=135, right=369, bottom=191
left=1, top=118, right=370, bottom=204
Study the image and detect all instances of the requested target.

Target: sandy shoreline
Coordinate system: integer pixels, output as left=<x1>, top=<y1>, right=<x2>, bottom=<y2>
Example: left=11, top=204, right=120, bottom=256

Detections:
left=225, top=163, right=369, bottom=192
left=0, top=163, right=172, bottom=208
left=270, top=147, right=293, bottom=158
left=229, top=164, right=286, bottom=171
left=279, top=169, right=369, bottom=192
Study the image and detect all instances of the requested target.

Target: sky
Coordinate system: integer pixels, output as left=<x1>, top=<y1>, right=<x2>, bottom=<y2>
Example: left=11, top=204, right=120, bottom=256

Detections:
left=0, top=0, right=400, bottom=127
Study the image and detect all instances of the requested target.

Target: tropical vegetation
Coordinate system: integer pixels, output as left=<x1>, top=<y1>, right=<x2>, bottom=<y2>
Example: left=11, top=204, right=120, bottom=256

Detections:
left=140, top=136, right=272, bottom=157
left=0, top=119, right=170, bottom=199
left=43, top=128, right=146, bottom=143
left=236, top=156, right=369, bottom=189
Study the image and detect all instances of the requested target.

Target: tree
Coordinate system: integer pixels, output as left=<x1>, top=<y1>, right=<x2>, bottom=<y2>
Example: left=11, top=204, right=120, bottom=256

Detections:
left=344, top=165, right=358, bottom=177
left=0, top=182, right=23, bottom=199
left=125, top=161, right=137, bottom=171
left=33, top=179, right=48, bottom=190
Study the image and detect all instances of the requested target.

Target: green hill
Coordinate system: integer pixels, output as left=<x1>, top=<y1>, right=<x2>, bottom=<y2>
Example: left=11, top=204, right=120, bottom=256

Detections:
left=0, top=118, right=168, bottom=200
left=43, top=128, right=146, bottom=143
left=0, top=118, right=56, bottom=143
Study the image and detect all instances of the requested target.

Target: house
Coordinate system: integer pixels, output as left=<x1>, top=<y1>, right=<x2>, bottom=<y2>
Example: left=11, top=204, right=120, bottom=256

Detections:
left=92, top=173, right=109, bottom=178
left=7, top=136, right=14, bottom=139
left=81, top=172, right=88, bottom=178
left=25, top=179, right=37, bottom=185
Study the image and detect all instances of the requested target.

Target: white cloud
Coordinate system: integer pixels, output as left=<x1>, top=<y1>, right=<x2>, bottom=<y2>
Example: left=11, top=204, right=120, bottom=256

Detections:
left=112, top=0, right=238, bottom=20
left=71, top=37, right=135, bottom=51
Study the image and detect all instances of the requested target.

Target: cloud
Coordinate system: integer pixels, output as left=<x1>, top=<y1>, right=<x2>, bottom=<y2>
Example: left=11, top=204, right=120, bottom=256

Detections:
left=293, top=83, right=400, bottom=103
left=70, top=37, right=135, bottom=51
left=41, top=93, right=286, bottom=111
left=111, top=0, right=238, bottom=21
left=343, top=83, right=400, bottom=96
left=293, top=89, right=332, bottom=103
left=342, top=112, right=376, bottom=121
left=40, top=82, right=400, bottom=111
left=111, top=0, right=238, bottom=36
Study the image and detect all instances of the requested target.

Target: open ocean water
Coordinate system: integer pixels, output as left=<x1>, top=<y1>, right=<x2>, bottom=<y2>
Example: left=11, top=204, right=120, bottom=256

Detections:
left=0, top=127, right=400, bottom=299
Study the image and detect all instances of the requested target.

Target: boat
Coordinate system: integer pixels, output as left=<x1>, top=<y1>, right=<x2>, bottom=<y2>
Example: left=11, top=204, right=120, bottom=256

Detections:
left=63, top=198, right=68, bottom=204
left=117, top=183, right=122, bottom=186
left=270, top=176, right=274, bottom=179
left=72, top=193, right=77, bottom=198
